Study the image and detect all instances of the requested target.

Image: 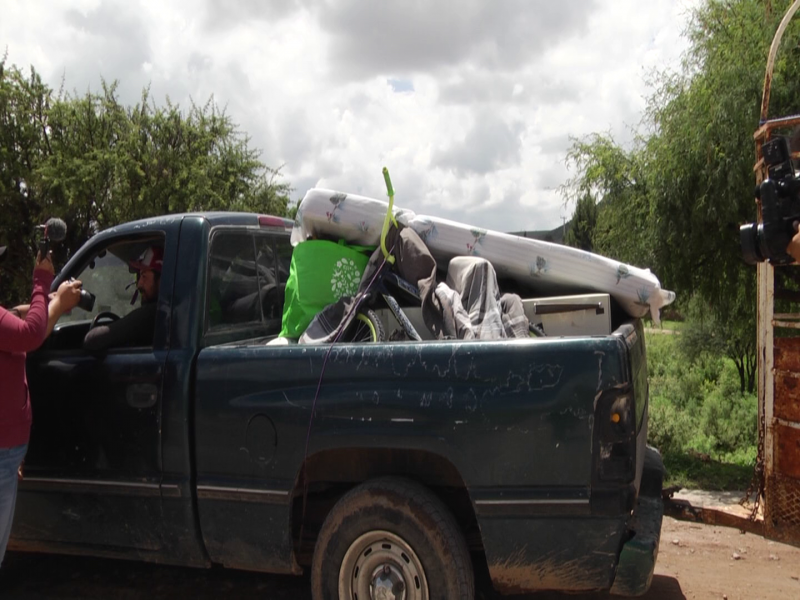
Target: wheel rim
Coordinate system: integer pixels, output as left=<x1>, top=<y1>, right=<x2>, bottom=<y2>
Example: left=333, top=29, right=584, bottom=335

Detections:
left=339, top=530, right=429, bottom=600
left=350, top=313, right=378, bottom=342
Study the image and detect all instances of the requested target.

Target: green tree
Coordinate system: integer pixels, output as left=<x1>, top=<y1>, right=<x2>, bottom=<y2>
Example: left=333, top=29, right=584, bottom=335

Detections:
left=560, top=0, right=800, bottom=392
left=561, top=133, right=653, bottom=267
left=0, top=59, right=53, bottom=306
left=0, top=57, right=292, bottom=306
left=564, top=192, right=597, bottom=251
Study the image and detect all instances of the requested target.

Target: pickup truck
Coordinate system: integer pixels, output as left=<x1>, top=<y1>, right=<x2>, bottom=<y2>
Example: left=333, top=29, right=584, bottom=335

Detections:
left=12, top=212, right=664, bottom=599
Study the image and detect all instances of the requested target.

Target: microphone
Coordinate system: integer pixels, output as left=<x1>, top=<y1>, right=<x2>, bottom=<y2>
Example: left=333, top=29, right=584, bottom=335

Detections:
left=38, top=217, right=68, bottom=257
left=40, top=218, right=67, bottom=242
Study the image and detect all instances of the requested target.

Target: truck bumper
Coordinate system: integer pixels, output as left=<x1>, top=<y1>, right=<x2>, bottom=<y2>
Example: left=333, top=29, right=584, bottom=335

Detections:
left=610, top=446, right=664, bottom=597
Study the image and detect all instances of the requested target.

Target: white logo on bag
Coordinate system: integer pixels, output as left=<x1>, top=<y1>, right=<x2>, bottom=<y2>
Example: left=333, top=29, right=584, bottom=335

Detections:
left=330, top=258, right=361, bottom=297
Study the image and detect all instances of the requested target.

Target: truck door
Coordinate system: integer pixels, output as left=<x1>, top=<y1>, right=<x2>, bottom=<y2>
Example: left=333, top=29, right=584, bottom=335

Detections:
left=14, top=232, right=170, bottom=555
left=193, top=228, right=298, bottom=573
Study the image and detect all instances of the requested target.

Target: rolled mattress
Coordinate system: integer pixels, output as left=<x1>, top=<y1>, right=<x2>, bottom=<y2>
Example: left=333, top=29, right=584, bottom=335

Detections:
left=291, top=188, right=676, bottom=322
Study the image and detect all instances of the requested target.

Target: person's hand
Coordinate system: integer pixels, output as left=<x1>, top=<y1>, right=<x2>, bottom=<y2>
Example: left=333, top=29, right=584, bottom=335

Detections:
left=54, top=279, right=83, bottom=313
left=10, top=304, right=29, bottom=319
left=788, top=221, right=800, bottom=263
left=36, top=250, right=55, bottom=276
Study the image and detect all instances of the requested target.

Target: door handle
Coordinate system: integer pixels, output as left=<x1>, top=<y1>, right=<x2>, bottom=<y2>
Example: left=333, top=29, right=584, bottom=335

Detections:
left=126, top=384, right=158, bottom=409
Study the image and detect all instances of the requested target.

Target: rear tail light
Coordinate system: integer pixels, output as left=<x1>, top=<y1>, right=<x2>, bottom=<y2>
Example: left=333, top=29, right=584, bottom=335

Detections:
left=595, top=390, right=636, bottom=482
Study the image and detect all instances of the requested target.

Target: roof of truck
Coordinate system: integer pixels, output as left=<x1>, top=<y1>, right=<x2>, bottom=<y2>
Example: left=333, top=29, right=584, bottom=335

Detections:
left=95, top=212, right=294, bottom=236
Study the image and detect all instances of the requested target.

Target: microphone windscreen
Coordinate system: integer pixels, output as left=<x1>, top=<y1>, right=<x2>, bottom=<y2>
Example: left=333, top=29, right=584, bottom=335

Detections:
left=45, top=218, right=67, bottom=242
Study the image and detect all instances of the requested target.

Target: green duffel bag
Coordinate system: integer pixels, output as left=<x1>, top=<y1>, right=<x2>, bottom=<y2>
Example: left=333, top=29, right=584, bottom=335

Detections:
left=279, top=239, right=373, bottom=338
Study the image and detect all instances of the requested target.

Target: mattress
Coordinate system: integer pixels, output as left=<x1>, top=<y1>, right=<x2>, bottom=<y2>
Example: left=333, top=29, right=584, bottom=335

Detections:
left=292, top=188, right=676, bottom=322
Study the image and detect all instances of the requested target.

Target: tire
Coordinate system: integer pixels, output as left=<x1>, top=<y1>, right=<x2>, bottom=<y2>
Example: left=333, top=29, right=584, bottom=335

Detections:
left=310, top=477, right=474, bottom=600
left=342, top=308, right=385, bottom=342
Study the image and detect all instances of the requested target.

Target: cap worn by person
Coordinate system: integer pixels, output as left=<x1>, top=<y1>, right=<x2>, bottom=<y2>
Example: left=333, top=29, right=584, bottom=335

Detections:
left=129, top=246, right=163, bottom=273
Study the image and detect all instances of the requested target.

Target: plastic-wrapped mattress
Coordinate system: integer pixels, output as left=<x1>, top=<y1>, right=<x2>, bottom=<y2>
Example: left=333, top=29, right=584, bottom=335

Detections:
left=292, top=188, right=676, bottom=322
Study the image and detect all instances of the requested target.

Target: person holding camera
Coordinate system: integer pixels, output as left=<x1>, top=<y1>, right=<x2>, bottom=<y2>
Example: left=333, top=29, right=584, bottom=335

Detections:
left=9, top=282, right=85, bottom=338
left=0, top=246, right=82, bottom=566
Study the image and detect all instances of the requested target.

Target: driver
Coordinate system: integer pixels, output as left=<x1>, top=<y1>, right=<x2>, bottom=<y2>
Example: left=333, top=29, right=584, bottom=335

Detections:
left=83, top=246, right=163, bottom=353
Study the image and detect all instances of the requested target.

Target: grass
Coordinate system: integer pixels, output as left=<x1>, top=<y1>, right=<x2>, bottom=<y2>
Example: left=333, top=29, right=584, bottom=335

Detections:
left=656, top=319, right=687, bottom=331
left=661, top=452, right=755, bottom=491
left=645, top=330, right=758, bottom=491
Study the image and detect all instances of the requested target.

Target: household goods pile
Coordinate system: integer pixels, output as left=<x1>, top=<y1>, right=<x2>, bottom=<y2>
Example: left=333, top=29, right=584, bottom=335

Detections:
left=283, top=188, right=675, bottom=342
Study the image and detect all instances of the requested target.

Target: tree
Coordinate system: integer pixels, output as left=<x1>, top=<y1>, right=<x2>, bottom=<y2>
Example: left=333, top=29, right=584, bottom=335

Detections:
left=559, top=0, right=800, bottom=392
left=564, top=192, right=597, bottom=251
left=0, top=59, right=53, bottom=307
left=0, top=57, right=292, bottom=306
left=641, top=0, right=800, bottom=392
left=561, top=133, right=654, bottom=268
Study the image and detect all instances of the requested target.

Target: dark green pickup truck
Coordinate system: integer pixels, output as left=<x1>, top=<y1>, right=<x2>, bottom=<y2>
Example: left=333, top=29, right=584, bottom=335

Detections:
left=13, top=212, right=663, bottom=599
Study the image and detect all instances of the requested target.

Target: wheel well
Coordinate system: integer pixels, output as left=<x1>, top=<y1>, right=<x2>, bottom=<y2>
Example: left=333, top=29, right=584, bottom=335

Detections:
left=291, top=448, right=483, bottom=565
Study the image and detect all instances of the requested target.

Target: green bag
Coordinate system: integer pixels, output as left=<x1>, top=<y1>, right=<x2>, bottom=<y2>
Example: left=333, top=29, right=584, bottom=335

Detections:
left=279, top=239, right=373, bottom=338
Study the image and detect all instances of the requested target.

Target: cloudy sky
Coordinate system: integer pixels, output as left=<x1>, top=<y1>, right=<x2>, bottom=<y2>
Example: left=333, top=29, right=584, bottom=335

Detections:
left=3, top=0, right=698, bottom=233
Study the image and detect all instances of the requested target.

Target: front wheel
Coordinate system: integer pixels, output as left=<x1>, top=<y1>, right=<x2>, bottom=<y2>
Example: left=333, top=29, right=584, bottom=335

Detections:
left=311, top=477, right=474, bottom=600
left=341, top=308, right=385, bottom=342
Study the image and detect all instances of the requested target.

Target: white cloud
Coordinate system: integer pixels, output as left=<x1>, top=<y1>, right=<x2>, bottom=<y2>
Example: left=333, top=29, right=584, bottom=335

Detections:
left=1, top=0, right=699, bottom=232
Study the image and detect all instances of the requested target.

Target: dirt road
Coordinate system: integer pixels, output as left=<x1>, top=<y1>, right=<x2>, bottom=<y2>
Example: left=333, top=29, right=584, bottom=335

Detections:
left=1, top=516, right=798, bottom=599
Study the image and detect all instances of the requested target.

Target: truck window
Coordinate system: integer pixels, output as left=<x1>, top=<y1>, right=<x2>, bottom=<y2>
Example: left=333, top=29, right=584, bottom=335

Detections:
left=205, top=231, right=290, bottom=340
left=59, top=237, right=164, bottom=329
left=207, top=232, right=261, bottom=330
left=255, top=235, right=288, bottom=328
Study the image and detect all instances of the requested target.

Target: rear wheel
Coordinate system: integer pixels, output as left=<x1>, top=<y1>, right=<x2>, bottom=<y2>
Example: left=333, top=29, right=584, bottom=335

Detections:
left=310, top=477, right=474, bottom=600
left=342, top=308, right=385, bottom=342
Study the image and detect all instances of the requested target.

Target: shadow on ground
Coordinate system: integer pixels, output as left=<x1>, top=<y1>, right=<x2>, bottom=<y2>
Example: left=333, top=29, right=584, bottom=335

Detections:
left=0, top=552, right=686, bottom=600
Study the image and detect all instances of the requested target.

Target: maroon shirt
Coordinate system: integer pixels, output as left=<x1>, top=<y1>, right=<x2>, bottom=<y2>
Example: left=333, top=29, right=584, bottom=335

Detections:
left=0, top=268, right=53, bottom=448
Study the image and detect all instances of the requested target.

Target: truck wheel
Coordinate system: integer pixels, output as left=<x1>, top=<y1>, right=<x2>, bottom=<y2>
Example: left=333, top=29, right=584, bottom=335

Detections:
left=310, top=477, right=474, bottom=600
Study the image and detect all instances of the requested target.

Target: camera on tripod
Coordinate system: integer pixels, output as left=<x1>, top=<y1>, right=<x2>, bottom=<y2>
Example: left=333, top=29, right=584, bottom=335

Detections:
left=740, top=136, right=800, bottom=265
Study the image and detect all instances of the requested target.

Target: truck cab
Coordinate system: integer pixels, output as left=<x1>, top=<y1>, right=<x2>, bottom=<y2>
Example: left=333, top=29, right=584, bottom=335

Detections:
left=15, top=213, right=293, bottom=565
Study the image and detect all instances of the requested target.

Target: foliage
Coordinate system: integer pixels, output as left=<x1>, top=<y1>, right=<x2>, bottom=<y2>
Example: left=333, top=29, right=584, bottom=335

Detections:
left=646, top=330, right=757, bottom=490
left=0, top=60, right=53, bottom=306
left=558, top=0, right=800, bottom=395
left=561, top=133, right=654, bottom=267
left=679, top=290, right=757, bottom=392
left=563, top=192, right=597, bottom=251
left=660, top=452, right=755, bottom=491
left=0, top=57, right=292, bottom=306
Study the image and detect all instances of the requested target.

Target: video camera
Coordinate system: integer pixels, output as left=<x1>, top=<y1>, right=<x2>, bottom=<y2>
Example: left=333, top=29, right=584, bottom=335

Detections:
left=740, top=136, right=800, bottom=264
left=67, top=277, right=96, bottom=312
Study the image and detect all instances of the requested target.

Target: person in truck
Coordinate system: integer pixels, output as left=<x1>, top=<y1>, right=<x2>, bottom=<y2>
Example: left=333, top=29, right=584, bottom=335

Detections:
left=83, top=246, right=163, bottom=352
left=0, top=246, right=81, bottom=567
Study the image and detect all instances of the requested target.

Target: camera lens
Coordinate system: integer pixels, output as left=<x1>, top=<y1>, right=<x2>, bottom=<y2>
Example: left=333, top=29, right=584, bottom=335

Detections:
left=740, top=222, right=766, bottom=264
left=77, top=289, right=96, bottom=312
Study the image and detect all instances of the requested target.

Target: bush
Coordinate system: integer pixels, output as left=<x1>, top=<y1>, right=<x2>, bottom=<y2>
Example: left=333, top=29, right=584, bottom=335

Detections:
left=645, top=330, right=757, bottom=489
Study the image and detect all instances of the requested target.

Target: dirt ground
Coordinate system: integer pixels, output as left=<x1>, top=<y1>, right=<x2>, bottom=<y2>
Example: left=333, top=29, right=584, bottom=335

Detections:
left=642, top=516, right=800, bottom=600
left=0, top=514, right=798, bottom=599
